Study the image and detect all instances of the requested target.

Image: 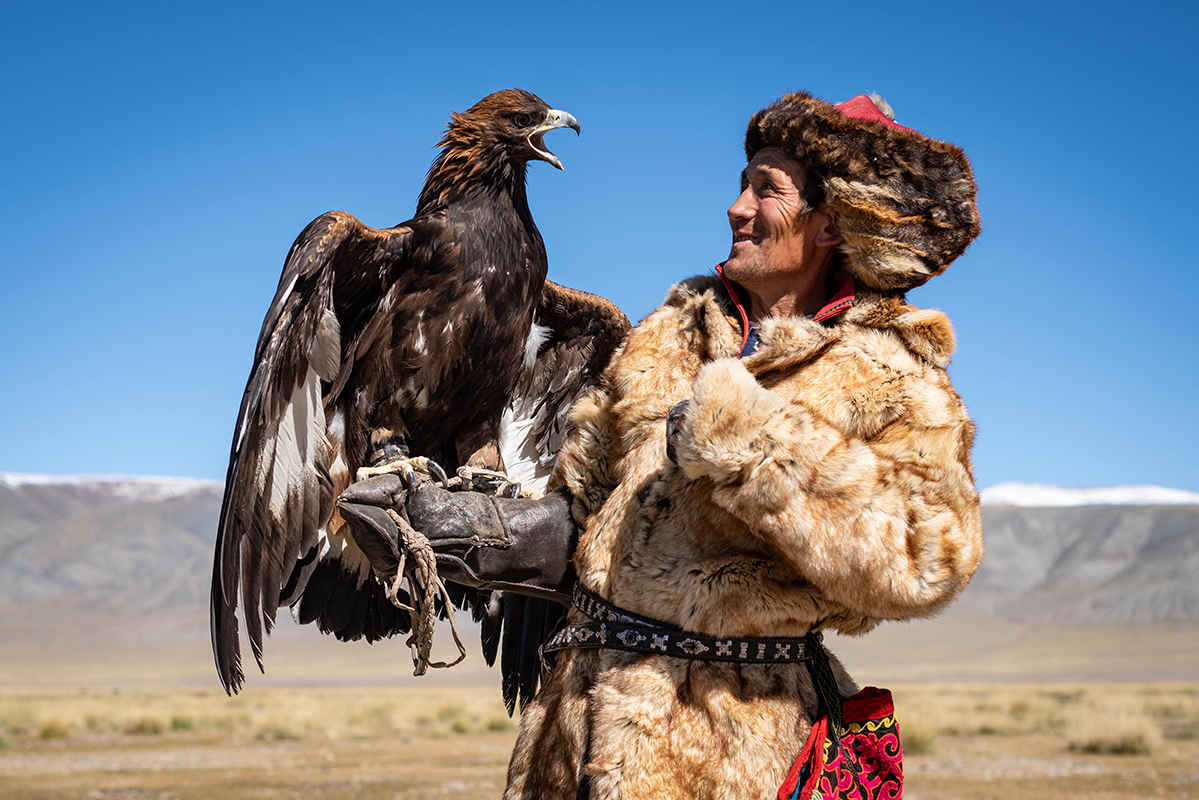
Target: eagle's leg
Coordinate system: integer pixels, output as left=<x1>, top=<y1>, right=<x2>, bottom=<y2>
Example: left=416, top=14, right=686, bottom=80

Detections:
left=355, top=428, right=447, bottom=487
left=454, top=442, right=531, bottom=498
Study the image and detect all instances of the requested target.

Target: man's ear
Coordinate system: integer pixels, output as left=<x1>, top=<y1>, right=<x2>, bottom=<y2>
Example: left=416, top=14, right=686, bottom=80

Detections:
left=814, top=206, right=843, bottom=248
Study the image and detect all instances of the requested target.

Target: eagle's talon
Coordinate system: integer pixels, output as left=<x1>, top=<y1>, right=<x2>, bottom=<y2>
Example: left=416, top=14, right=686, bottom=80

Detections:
left=454, top=466, right=536, bottom=498
left=357, top=455, right=449, bottom=491
left=426, top=459, right=449, bottom=489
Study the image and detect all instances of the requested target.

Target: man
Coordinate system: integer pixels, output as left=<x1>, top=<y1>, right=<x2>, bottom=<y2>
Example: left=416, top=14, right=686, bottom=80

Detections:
left=346, top=90, right=983, bottom=799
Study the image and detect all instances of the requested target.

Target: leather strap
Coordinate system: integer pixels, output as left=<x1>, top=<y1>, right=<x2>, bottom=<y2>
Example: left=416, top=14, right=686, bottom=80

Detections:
left=543, top=584, right=822, bottom=665
left=571, top=583, right=678, bottom=629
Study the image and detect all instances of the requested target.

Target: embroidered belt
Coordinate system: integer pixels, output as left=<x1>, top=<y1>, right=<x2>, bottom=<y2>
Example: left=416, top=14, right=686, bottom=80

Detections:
left=542, top=583, right=821, bottom=664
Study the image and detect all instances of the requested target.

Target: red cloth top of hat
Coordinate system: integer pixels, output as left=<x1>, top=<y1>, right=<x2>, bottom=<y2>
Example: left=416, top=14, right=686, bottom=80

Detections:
left=834, top=94, right=916, bottom=133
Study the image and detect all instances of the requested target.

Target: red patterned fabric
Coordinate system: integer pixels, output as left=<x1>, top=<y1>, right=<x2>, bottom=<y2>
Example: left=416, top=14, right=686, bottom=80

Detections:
left=778, top=687, right=903, bottom=800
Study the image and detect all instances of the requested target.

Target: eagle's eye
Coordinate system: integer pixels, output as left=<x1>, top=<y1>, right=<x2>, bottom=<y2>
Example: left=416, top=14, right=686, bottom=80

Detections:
left=513, top=113, right=532, bottom=128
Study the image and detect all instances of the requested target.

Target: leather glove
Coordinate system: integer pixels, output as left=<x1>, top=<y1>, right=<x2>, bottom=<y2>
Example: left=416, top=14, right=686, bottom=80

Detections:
left=337, top=474, right=578, bottom=605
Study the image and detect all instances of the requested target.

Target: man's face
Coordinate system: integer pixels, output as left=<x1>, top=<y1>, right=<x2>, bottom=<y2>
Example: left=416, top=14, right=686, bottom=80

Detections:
left=723, top=147, right=827, bottom=287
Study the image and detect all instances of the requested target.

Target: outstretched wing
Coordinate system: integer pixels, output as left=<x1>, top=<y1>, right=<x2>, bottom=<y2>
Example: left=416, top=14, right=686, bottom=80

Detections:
left=485, top=280, right=630, bottom=713
left=211, top=210, right=443, bottom=694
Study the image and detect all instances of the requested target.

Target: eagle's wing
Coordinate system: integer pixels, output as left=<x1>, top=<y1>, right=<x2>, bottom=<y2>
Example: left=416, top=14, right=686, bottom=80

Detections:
left=499, top=280, right=630, bottom=494
left=212, top=210, right=443, bottom=694
left=484, top=280, right=631, bottom=713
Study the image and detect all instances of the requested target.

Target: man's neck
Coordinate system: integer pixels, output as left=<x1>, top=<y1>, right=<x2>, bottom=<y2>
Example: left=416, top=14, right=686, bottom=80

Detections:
left=746, top=256, right=835, bottom=322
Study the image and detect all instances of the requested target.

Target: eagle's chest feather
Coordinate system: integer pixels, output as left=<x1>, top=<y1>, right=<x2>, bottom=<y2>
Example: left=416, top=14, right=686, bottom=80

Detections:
left=377, top=208, right=547, bottom=447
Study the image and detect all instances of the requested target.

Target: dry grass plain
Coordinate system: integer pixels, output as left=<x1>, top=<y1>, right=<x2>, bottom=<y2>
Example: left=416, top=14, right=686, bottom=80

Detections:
left=0, top=685, right=516, bottom=800
left=1, top=682, right=1197, bottom=799
left=2, top=606, right=1196, bottom=798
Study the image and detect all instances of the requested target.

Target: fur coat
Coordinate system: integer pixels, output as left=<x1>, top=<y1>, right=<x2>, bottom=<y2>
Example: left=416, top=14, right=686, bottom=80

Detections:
left=502, top=274, right=983, bottom=800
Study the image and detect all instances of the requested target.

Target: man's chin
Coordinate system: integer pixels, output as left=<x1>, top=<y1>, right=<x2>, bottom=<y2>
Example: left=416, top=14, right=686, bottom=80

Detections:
left=721, top=257, right=753, bottom=281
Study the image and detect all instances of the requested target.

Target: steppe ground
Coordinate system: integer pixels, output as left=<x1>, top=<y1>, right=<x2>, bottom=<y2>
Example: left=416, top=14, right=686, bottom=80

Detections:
left=2, top=606, right=1196, bottom=799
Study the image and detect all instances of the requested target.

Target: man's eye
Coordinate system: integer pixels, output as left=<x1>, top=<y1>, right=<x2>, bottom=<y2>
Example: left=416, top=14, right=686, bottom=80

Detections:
left=514, top=114, right=532, bottom=127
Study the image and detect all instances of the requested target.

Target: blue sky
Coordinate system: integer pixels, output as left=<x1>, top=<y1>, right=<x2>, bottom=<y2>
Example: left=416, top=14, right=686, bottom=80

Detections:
left=2, top=0, right=1196, bottom=491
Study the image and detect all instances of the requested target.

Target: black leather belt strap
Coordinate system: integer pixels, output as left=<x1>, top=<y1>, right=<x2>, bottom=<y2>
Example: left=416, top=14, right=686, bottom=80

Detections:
left=571, top=582, right=676, bottom=628
left=543, top=583, right=821, bottom=665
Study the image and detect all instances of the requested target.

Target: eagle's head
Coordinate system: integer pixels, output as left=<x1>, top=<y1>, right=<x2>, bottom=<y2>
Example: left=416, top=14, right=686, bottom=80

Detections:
left=419, top=89, right=580, bottom=214
left=445, top=88, right=580, bottom=171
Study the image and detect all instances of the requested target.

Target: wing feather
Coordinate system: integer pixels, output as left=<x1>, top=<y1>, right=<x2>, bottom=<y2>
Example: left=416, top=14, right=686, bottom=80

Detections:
left=211, top=211, right=432, bottom=693
left=499, top=594, right=525, bottom=715
left=527, top=281, right=629, bottom=470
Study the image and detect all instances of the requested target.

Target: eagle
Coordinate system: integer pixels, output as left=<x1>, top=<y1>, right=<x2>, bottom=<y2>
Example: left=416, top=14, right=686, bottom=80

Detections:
left=211, top=89, right=629, bottom=704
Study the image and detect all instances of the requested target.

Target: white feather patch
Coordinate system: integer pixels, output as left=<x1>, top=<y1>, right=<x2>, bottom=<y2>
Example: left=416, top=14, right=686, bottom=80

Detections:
left=327, top=407, right=349, bottom=494
left=499, top=396, right=552, bottom=496
left=524, top=323, right=550, bottom=372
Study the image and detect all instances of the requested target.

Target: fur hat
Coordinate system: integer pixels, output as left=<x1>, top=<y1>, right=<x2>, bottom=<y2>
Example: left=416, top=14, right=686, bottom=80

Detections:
left=745, top=91, right=980, bottom=291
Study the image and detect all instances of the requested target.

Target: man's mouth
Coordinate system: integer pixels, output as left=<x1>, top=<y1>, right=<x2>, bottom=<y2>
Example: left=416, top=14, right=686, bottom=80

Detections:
left=733, top=234, right=757, bottom=245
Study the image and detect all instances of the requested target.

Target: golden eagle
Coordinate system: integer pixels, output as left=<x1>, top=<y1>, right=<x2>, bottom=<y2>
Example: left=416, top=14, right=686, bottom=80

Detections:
left=211, top=89, right=629, bottom=699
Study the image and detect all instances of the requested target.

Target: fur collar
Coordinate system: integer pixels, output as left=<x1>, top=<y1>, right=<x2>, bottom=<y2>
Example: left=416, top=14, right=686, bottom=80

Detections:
left=662, top=273, right=956, bottom=369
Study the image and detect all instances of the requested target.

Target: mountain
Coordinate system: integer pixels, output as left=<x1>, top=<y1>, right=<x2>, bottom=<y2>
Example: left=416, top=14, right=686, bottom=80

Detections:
left=1, top=475, right=1196, bottom=626
left=0, top=474, right=222, bottom=612
left=971, top=486, right=1199, bottom=625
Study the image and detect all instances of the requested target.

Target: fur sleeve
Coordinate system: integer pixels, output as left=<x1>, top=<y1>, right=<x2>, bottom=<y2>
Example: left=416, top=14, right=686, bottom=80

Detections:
left=551, top=384, right=621, bottom=528
left=674, top=356, right=982, bottom=622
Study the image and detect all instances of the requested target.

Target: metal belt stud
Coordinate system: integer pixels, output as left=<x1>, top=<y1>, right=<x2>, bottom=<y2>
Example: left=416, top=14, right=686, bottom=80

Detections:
left=617, top=629, right=645, bottom=647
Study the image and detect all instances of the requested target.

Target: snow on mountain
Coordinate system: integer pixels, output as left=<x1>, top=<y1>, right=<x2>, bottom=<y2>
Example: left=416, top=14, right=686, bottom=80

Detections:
left=0, top=473, right=222, bottom=503
left=980, top=482, right=1199, bottom=508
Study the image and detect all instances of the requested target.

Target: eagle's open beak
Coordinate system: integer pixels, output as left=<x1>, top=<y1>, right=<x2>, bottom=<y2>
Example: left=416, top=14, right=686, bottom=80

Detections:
left=529, top=109, right=580, bottom=170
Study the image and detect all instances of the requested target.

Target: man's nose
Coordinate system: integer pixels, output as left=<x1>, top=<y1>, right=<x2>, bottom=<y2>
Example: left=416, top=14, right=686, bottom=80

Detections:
left=728, top=189, right=755, bottom=224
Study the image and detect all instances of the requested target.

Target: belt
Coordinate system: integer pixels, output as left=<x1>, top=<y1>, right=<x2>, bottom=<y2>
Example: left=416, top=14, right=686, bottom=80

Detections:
left=543, top=583, right=822, bottom=665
